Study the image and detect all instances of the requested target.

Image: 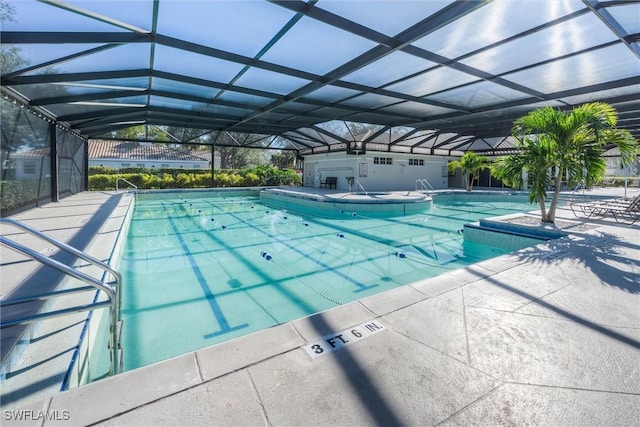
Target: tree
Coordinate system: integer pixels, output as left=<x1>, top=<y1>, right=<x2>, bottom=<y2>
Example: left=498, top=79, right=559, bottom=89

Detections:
left=447, top=152, right=491, bottom=191
left=112, top=125, right=167, bottom=142
left=271, top=150, right=296, bottom=169
left=492, top=102, right=638, bottom=223
left=163, top=126, right=212, bottom=149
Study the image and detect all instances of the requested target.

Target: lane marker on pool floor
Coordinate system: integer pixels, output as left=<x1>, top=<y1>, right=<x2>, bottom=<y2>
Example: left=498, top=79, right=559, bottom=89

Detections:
left=302, top=320, right=387, bottom=359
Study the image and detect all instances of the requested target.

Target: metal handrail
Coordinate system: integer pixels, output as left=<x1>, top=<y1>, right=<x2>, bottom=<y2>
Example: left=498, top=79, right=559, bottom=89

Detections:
left=568, top=181, right=587, bottom=203
left=116, top=177, right=138, bottom=196
left=415, top=179, right=434, bottom=195
left=354, top=179, right=368, bottom=195
left=0, top=218, right=122, bottom=376
left=572, top=182, right=585, bottom=193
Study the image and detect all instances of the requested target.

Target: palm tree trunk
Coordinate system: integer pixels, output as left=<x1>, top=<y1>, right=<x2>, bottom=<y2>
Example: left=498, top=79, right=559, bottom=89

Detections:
left=467, top=173, right=473, bottom=191
left=538, top=198, right=548, bottom=222
left=547, top=166, right=564, bottom=223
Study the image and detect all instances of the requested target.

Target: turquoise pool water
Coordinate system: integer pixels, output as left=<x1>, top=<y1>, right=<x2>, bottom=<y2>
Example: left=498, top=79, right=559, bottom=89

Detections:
left=120, top=191, right=541, bottom=370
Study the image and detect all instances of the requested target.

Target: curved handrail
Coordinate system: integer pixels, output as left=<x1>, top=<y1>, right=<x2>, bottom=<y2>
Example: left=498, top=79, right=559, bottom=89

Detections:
left=1, top=218, right=122, bottom=317
left=354, top=179, right=368, bottom=195
left=0, top=238, right=116, bottom=312
left=569, top=181, right=587, bottom=203
left=0, top=218, right=122, bottom=375
left=415, top=179, right=434, bottom=195
left=116, top=177, right=138, bottom=196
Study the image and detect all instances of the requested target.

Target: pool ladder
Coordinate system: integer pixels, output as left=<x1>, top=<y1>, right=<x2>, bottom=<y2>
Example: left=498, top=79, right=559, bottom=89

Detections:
left=416, top=179, right=434, bottom=195
left=0, top=218, right=123, bottom=377
left=116, top=177, right=138, bottom=198
left=354, top=179, right=368, bottom=195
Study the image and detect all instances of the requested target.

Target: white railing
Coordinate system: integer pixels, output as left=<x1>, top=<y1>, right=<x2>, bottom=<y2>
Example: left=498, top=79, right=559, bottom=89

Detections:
left=567, top=181, right=587, bottom=203
left=354, top=179, right=368, bottom=195
left=116, top=178, right=138, bottom=198
left=0, top=218, right=122, bottom=376
left=415, top=179, right=434, bottom=195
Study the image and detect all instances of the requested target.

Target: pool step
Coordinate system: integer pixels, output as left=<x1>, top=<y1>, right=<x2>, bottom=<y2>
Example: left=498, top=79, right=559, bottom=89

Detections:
left=463, top=220, right=553, bottom=253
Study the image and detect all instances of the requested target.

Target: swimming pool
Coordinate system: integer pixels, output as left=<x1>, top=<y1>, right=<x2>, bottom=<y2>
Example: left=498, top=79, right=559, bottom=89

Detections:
left=118, top=191, right=543, bottom=371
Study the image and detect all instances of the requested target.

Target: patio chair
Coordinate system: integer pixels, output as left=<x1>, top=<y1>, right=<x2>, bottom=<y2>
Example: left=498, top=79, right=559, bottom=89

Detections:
left=570, top=193, right=640, bottom=224
left=611, top=196, right=640, bottom=225
left=320, top=176, right=337, bottom=189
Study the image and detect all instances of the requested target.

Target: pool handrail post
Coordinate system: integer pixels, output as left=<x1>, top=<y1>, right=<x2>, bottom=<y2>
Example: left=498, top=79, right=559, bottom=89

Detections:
left=0, top=217, right=122, bottom=376
left=569, top=181, right=587, bottom=203
left=116, top=177, right=138, bottom=198
left=354, top=179, right=368, bottom=195
left=416, top=179, right=434, bottom=195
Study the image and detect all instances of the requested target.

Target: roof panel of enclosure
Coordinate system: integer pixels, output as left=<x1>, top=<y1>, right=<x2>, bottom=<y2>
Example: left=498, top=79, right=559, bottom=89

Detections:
left=1, top=0, right=638, bottom=155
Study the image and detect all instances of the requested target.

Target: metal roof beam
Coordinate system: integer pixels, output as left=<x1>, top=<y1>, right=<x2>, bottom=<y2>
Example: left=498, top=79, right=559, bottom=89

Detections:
left=407, top=76, right=640, bottom=132
left=282, top=130, right=326, bottom=147
left=406, top=132, right=440, bottom=148
left=58, top=106, right=145, bottom=122
left=310, top=126, right=352, bottom=145
left=223, top=0, right=489, bottom=132
left=2, top=44, right=127, bottom=79
left=433, top=134, right=467, bottom=150
left=39, top=0, right=150, bottom=34
left=280, top=135, right=314, bottom=150
left=0, top=31, right=149, bottom=44
left=31, top=89, right=148, bottom=106
left=584, top=0, right=640, bottom=58
left=2, top=69, right=150, bottom=86
left=362, top=126, right=393, bottom=144
left=388, top=128, right=423, bottom=146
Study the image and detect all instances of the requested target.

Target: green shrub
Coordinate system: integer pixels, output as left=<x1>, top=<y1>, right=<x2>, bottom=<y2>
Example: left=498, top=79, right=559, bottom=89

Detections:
left=159, top=173, right=175, bottom=189
left=89, top=166, right=112, bottom=175
left=193, top=173, right=212, bottom=187
left=89, top=174, right=114, bottom=190
left=0, top=180, right=42, bottom=214
left=243, top=172, right=261, bottom=186
left=88, top=166, right=301, bottom=190
left=214, top=173, right=230, bottom=187
left=141, top=174, right=159, bottom=189
left=175, top=173, right=190, bottom=188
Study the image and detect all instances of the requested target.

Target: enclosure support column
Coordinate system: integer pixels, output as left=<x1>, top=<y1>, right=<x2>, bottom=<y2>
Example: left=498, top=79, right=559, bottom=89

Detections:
left=211, top=143, right=215, bottom=188
left=50, top=123, right=59, bottom=202
left=83, top=138, right=89, bottom=191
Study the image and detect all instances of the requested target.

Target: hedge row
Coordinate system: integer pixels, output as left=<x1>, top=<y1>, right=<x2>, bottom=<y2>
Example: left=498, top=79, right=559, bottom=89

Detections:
left=0, top=180, right=45, bottom=214
left=88, top=166, right=301, bottom=190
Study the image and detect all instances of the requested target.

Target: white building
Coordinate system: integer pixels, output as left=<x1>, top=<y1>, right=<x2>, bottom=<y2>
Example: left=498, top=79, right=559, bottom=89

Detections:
left=302, top=151, right=451, bottom=192
left=88, top=140, right=220, bottom=170
left=604, top=147, right=639, bottom=178
left=299, top=130, right=466, bottom=192
left=3, top=148, right=51, bottom=181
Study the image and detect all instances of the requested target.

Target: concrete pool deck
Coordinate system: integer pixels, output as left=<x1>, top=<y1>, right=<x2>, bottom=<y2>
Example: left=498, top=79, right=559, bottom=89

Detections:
left=1, top=187, right=639, bottom=426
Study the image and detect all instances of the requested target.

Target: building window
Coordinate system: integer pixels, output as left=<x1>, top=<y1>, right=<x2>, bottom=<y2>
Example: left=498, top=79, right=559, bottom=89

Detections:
left=136, top=163, right=145, bottom=168
left=409, top=158, right=424, bottom=166
left=161, top=164, right=170, bottom=168
left=23, top=161, right=36, bottom=175
left=121, top=163, right=130, bottom=167
left=374, top=157, right=392, bottom=165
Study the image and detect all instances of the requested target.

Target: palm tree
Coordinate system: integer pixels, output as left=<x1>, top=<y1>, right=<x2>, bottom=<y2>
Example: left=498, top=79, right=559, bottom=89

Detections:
left=492, top=102, right=638, bottom=223
left=447, top=151, right=491, bottom=191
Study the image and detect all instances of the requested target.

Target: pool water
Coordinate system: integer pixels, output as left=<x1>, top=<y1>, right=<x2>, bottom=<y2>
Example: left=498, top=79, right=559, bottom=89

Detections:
left=119, top=192, right=539, bottom=370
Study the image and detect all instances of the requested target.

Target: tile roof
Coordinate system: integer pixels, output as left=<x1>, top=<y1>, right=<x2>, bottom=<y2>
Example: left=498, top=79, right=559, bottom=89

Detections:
left=12, top=148, right=50, bottom=157
left=88, top=141, right=211, bottom=162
